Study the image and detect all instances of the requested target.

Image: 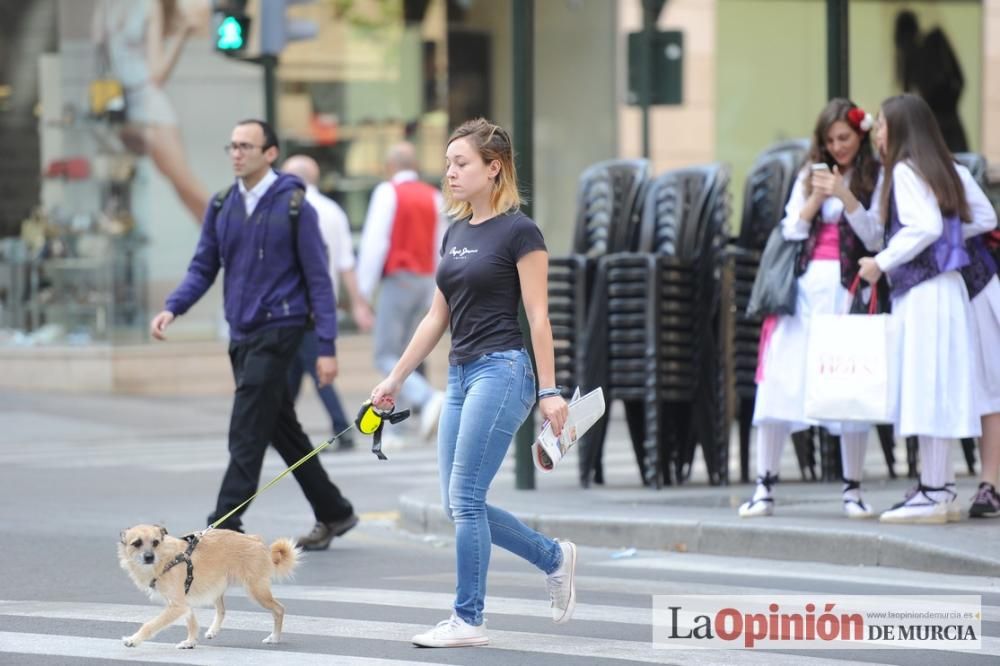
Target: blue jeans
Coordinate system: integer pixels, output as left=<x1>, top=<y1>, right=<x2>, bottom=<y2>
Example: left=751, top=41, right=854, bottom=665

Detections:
left=438, top=348, right=563, bottom=626
left=287, top=330, right=351, bottom=435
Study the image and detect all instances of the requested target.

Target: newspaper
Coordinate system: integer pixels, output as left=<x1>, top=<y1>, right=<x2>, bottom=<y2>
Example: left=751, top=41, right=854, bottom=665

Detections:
left=532, top=387, right=606, bottom=473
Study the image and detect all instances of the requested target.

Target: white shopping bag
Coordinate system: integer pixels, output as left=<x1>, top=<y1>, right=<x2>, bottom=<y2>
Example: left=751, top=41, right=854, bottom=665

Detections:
left=532, top=387, right=606, bottom=473
left=804, top=312, right=898, bottom=423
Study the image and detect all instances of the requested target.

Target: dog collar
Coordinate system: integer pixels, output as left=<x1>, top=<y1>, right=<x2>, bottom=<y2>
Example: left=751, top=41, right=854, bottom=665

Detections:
left=149, top=533, right=200, bottom=595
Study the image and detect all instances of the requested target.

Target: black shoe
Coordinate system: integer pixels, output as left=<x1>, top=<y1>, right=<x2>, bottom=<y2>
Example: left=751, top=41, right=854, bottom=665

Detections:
left=970, top=482, right=1000, bottom=518
left=296, top=514, right=359, bottom=551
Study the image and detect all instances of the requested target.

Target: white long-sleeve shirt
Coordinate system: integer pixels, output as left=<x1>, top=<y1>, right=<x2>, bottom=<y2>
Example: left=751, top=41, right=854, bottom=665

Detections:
left=874, top=162, right=997, bottom=273
left=305, top=184, right=355, bottom=296
left=780, top=168, right=882, bottom=252
left=356, top=170, right=448, bottom=301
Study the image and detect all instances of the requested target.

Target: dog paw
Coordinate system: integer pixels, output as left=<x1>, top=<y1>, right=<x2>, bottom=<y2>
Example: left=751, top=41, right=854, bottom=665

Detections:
left=205, top=629, right=219, bottom=640
left=262, top=633, right=280, bottom=644
left=122, top=636, right=139, bottom=648
left=176, top=639, right=197, bottom=649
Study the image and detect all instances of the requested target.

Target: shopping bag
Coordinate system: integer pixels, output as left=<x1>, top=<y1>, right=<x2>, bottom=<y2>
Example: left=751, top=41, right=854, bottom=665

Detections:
left=746, top=225, right=801, bottom=317
left=532, top=387, right=606, bottom=473
left=803, top=278, right=897, bottom=423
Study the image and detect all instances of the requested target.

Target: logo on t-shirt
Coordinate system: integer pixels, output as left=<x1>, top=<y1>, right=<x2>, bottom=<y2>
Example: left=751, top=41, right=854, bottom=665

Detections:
left=448, top=246, right=479, bottom=259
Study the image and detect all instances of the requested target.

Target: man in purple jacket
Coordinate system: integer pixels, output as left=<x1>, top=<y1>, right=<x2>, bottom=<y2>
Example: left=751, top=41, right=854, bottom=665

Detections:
left=150, top=119, right=357, bottom=550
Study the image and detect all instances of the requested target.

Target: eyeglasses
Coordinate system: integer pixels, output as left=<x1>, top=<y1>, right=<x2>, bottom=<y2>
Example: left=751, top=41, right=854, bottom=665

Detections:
left=223, top=142, right=266, bottom=155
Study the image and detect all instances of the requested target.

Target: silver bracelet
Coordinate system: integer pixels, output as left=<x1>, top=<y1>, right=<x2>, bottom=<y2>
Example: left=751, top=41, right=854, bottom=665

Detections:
left=537, top=387, right=562, bottom=399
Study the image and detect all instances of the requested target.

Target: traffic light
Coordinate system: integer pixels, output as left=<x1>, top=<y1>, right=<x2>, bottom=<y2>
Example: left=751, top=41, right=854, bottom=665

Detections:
left=213, top=0, right=250, bottom=54
left=259, top=0, right=319, bottom=56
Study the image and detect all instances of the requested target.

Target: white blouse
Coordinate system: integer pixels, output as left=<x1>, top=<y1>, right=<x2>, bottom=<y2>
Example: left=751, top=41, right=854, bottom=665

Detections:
left=780, top=169, right=882, bottom=252
left=874, top=163, right=997, bottom=273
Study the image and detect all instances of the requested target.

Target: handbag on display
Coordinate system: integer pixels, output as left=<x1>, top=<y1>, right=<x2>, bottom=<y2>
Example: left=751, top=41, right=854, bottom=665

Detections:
left=90, top=44, right=126, bottom=123
left=803, top=276, right=898, bottom=424
left=746, top=225, right=802, bottom=317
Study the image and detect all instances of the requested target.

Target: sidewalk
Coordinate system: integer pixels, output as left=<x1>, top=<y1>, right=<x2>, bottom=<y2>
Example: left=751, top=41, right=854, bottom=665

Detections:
left=400, top=401, right=1000, bottom=578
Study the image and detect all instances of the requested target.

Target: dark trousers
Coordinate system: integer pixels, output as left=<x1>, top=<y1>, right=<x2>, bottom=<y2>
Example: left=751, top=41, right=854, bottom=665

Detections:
left=208, top=326, right=353, bottom=531
left=287, top=329, right=351, bottom=434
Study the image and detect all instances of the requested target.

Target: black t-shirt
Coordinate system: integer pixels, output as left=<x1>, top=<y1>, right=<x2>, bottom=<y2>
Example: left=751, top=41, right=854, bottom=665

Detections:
left=437, top=211, right=547, bottom=365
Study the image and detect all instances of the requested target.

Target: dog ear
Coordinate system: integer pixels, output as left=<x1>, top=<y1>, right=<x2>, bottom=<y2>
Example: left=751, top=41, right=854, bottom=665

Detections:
left=158, top=525, right=168, bottom=537
left=119, top=529, right=127, bottom=545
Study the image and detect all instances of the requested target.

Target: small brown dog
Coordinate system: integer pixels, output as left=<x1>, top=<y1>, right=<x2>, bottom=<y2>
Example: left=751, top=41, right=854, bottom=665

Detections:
left=118, top=524, right=299, bottom=649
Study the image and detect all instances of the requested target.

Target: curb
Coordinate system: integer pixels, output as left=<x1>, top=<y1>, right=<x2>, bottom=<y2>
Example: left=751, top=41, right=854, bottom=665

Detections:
left=398, top=493, right=1000, bottom=578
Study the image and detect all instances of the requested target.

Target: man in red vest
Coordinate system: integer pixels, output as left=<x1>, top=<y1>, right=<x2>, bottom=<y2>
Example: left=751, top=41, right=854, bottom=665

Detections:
left=357, top=142, right=448, bottom=439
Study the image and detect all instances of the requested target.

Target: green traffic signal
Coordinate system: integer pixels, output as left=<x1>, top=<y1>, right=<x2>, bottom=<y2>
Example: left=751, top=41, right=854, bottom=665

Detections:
left=216, top=15, right=246, bottom=51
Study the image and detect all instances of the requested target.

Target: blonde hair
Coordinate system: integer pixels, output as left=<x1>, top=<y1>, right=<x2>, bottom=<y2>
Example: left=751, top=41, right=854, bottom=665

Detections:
left=443, top=118, right=522, bottom=220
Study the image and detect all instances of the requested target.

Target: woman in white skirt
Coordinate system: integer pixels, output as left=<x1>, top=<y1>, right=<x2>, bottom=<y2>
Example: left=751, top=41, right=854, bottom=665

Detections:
left=963, top=223, right=1000, bottom=517
left=859, top=94, right=997, bottom=524
left=740, top=98, right=884, bottom=519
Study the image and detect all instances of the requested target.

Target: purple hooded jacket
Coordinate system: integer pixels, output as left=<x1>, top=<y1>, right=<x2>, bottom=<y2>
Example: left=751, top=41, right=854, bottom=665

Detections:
left=165, top=173, right=338, bottom=355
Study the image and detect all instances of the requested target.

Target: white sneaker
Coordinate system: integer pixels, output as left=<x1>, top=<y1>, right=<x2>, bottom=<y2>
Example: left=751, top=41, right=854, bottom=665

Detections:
left=738, top=475, right=776, bottom=518
left=411, top=615, right=488, bottom=648
left=842, top=481, right=874, bottom=519
left=546, top=540, right=577, bottom=624
left=879, top=486, right=949, bottom=524
left=420, top=391, right=445, bottom=441
left=738, top=496, right=774, bottom=517
left=843, top=496, right=874, bottom=519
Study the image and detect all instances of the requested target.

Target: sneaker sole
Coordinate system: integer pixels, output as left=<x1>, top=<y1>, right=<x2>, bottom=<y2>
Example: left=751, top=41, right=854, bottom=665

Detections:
left=845, top=510, right=875, bottom=520
left=879, top=512, right=948, bottom=525
left=738, top=505, right=774, bottom=518
left=413, top=636, right=489, bottom=648
left=553, top=542, right=577, bottom=625
left=969, top=509, right=1000, bottom=519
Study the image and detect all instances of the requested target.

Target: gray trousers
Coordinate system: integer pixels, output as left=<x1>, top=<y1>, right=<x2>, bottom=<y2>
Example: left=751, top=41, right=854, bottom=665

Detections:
left=374, top=272, right=437, bottom=408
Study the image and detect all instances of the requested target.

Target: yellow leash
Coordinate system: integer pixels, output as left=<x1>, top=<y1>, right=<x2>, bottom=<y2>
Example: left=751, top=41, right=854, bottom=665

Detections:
left=206, top=424, right=356, bottom=531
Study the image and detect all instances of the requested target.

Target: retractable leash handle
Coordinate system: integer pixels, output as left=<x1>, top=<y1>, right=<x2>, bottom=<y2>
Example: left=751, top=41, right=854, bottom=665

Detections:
left=355, top=400, right=410, bottom=460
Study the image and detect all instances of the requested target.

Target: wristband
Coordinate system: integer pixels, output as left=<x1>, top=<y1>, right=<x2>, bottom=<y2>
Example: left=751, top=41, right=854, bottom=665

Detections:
left=537, top=387, right=562, bottom=400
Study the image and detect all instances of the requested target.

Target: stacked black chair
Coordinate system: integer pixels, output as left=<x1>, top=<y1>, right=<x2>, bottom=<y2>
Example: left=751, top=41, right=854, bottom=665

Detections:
left=548, top=159, right=649, bottom=403
left=580, top=163, right=732, bottom=488
left=723, top=140, right=809, bottom=482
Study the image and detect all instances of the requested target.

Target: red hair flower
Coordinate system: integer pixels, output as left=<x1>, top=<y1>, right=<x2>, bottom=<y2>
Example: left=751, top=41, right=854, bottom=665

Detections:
left=847, top=107, right=874, bottom=133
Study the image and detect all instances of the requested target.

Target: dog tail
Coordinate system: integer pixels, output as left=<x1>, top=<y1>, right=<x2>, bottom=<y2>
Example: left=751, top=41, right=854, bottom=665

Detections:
left=269, top=538, right=301, bottom=580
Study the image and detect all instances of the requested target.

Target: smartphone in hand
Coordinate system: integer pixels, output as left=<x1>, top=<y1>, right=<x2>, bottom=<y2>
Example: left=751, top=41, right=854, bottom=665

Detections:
left=811, top=162, right=831, bottom=172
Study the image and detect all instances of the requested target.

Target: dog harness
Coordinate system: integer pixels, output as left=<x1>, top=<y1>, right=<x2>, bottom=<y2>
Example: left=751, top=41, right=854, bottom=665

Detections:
left=149, top=533, right=200, bottom=595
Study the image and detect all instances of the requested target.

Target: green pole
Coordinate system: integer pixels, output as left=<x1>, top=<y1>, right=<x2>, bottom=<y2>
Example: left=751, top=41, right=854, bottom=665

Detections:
left=262, top=54, right=278, bottom=128
left=512, top=0, right=535, bottom=490
left=826, top=0, right=849, bottom=100
left=639, top=0, right=656, bottom=158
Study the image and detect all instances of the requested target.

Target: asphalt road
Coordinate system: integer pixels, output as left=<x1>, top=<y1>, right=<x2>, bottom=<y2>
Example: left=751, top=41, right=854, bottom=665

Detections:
left=1, top=391, right=997, bottom=665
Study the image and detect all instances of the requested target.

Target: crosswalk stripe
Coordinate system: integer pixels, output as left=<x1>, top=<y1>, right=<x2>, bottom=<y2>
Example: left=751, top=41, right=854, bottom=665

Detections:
left=596, top=555, right=1000, bottom=599
left=398, top=572, right=1000, bottom=623
left=234, top=585, right=650, bottom=625
left=0, top=631, right=453, bottom=666
left=0, top=600, right=895, bottom=665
